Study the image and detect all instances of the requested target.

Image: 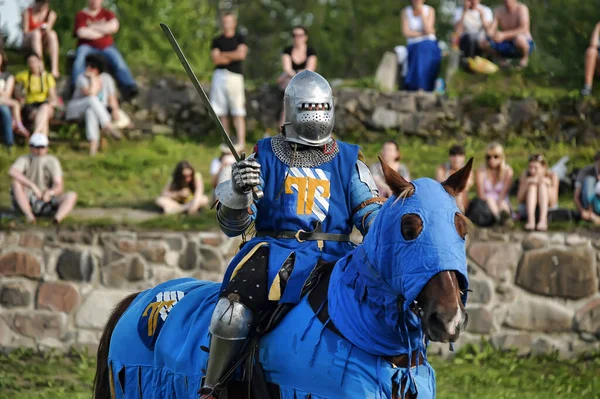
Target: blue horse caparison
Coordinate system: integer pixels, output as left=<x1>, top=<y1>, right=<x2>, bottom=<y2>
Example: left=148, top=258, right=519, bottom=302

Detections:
left=104, top=165, right=470, bottom=399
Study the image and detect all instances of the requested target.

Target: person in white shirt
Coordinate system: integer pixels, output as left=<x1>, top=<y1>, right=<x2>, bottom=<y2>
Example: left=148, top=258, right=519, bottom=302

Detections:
left=453, top=0, right=493, bottom=59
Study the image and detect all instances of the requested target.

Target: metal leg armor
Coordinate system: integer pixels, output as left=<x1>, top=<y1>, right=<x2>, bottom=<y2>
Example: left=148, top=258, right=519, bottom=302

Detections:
left=200, top=295, right=253, bottom=398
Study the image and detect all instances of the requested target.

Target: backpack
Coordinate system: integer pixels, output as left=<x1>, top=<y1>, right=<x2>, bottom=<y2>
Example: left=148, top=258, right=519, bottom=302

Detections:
left=466, top=198, right=495, bottom=227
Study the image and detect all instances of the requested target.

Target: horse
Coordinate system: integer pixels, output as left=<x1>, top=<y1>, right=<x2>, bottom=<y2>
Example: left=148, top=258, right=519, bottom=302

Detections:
left=93, top=157, right=473, bottom=399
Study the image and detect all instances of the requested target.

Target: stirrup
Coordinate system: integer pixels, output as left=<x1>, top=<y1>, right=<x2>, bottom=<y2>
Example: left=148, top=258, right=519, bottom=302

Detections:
left=198, top=381, right=220, bottom=399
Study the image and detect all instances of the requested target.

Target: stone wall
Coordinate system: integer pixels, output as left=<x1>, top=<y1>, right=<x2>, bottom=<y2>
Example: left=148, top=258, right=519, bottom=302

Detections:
left=0, top=228, right=599, bottom=358
left=130, top=78, right=600, bottom=145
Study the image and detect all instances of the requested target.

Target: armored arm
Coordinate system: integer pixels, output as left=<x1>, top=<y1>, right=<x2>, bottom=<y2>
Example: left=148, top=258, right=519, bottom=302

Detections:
left=215, top=154, right=262, bottom=237
left=350, top=159, right=385, bottom=235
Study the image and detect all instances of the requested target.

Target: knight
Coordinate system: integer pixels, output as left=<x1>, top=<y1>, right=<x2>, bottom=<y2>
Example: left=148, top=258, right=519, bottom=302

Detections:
left=201, top=70, right=384, bottom=397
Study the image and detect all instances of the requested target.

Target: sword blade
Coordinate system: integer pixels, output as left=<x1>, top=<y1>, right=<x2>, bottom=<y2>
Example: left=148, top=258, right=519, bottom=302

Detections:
left=160, top=23, right=241, bottom=162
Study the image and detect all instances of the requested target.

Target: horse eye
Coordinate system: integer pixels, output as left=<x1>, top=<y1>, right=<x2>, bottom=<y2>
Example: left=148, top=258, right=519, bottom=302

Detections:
left=401, top=214, right=423, bottom=241
left=455, top=213, right=468, bottom=239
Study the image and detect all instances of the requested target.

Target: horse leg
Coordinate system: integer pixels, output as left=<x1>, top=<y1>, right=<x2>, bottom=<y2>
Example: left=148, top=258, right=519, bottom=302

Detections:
left=93, top=292, right=139, bottom=399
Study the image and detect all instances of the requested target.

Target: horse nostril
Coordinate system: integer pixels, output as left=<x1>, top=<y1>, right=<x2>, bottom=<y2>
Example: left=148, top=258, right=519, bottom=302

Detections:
left=428, top=312, right=446, bottom=333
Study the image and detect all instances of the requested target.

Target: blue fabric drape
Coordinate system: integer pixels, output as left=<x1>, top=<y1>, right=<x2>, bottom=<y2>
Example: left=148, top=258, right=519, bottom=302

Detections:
left=405, top=40, right=441, bottom=92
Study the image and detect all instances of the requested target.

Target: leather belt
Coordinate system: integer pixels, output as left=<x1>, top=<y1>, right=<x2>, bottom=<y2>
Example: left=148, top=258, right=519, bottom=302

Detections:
left=255, top=230, right=351, bottom=243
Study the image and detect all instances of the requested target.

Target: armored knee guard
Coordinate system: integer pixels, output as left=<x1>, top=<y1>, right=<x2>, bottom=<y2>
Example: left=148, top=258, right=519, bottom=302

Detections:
left=202, top=295, right=253, bottom=395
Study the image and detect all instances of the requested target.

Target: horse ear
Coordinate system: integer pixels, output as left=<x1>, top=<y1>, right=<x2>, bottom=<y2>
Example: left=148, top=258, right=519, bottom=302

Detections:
left=379, top=156, right=413, bottom=197
left=442, top=157, right=474, bottom=197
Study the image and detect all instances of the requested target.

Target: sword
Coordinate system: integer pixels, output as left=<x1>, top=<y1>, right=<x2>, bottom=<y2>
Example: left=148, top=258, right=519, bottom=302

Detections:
left=160, top=23, right=263, bottom=200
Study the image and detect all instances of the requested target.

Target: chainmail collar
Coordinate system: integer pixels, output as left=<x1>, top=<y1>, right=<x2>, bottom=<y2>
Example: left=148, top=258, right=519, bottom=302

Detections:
left=271, top=134, right=339, bottom=167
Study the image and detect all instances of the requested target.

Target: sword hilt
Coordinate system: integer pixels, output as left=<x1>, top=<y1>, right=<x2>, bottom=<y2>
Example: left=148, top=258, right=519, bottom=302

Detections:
left=240, top=152, right=264, bottom=201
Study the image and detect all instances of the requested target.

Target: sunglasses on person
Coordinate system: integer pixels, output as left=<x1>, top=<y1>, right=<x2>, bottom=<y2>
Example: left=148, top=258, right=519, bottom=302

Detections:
left=293, top=32, right=305, bottom=37
left=486, top=153, right=501, bottom=160
left=30, top=145, right=47, bottom=149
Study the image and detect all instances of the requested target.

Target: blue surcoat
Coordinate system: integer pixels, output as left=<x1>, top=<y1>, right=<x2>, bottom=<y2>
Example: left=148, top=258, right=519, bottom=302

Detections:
left=221, top=137, right=361, bottom=304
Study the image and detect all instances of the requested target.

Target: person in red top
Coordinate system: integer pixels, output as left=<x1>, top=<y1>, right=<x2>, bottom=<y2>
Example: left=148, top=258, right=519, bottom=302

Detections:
left=71, top=0, right=138, bottom=100
left=22, top=0, right=60, bottom=79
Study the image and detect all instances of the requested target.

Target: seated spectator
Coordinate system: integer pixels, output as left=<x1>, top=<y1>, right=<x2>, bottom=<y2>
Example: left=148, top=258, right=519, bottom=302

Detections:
left=8, top=133, right=77, bottom=224
left=370, top=140, right=411, bottom=198
left=15, top=52, right=56, bottom=135
left=516, top=154, right=559, bottom=231
left=72, top=0, right=138, bottom=100
left=480, top=0, right=534, bottom=69
left=436, top=144, right=474, bottom=210
left=401, top=0, right=442, bottom=91
left=474, top=142, right=514, bottom=225
left=453, top=0, right=493, bottom=59
left=156, top=161, right=209, bottom=215
left=210, top=144, right=236, bottom=190
left=1, top=50, right=30, bottom=150
left=22, top=0, right=60, bottom=78
left=574, top=151, right=600, bottom=222
left=278, top=26, right=317, bottom=126
left=582, top=21, right=600, bottom=96
left=66, top=53, right=123, bottom=156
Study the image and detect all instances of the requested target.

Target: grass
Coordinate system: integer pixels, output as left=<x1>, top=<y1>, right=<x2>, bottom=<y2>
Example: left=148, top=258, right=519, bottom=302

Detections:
left=1, top=134, right=598, bottom=230
left=0, top=345, right=597, bottom=398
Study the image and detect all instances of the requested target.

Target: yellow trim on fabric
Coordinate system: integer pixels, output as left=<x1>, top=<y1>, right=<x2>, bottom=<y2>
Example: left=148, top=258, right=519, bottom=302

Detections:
left=229, top=242, right=269, bottom=281
left=268, top=273, right=282, bottom=301
left=109, top=363, right=116, bottom=399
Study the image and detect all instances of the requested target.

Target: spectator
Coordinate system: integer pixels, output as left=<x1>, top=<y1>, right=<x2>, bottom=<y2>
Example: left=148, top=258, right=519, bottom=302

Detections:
left=66, top=53, right=123, bottom=156
left=210, top=143, right=236, bottom=190
left=210, top=12, right=248, bottom=148
left=22, top=0, right=60, bottom=78
left=1, top=50, right=30, bottom=149
left=581, top=21, right=600, bottom=96
left=8, top=133, right=77, bottom=224
left=401, top=0, right=442, bottom=92
left=574, top=151, right=600, bottom=222
left=278, top=26, right=317, bottom=126
left=72, top=0, right=138, bottom=100
left=370, top=140, right=411, bottom=198
left=516, top=154, right=559, bottom=231
left=436, top=144, right=474, bottom=210
left=480, top=0, right=534, bottom=69
left=475, top=142, right=514, bottom=224
left=156, top=161, right=209, bottom=215
left=453, top=0, right=493, bottom=59
left=15, top=52, right=56, bottom=136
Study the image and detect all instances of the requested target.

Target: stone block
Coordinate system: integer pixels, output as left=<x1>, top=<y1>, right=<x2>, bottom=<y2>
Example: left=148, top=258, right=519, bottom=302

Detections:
left=153, top=267, right=185, bottom=284
left=415, top=93, right=438, bottom=111
left=199, top=246, right=224, bottom=273
left=56, top=250, right=94, bottom=282
left=522, top=232, right=548, bottom=250
left=531, top=336, right=566, bottom=356
left=75, top=290, right=135, bottom=329
left=0, top=317, right=35, bottom=349
left=200, top=233, right=223, bottom=247
left=565, top=234, right=590, bottom=247
left=165, top=251, right=179, bottom=267
left=386, top=93, right=416, bottom=113
left=467, top=242, right=521, bottom=281
left=574, top=298, right=600, bottom=337
left=490, top=332, right=533, bottom=356
left=516, top=247, right=597, bottom=299
left=19, top=232, right=44, bottom=248
left=374, top=52, right=398, bottom=93
left=0, top=280, right=34, bottom=308
left=102, top=255, right=146, bottom=288
left=371, top=107, right=399, bottom=129
left=103, top=246, right=126, bottom=266
left=466, top=306, right=495, bottom=334
left=57, top=231, right=95, bottom=245
left=180, top=242, right=200, bottom=271
left=76, top=329, right=101, bottom=353
left=467, top=277, right=493, bottom=304
left=504, top=295, right=573, bottom=332
left=140, top=245, right=167, bottom=263
left=37, top=282, right=81, bottom=313
left=13, top=311, right=68, bottom=339
left=0, top=279, right=35, bottom=308
left=0, top=252, right=42, bottom=279
left=4, top=232, right=20, bottom=246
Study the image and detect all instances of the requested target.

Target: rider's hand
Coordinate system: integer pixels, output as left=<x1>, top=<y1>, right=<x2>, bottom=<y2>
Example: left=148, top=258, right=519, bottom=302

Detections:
left=232, top=158, right=261, bottom=193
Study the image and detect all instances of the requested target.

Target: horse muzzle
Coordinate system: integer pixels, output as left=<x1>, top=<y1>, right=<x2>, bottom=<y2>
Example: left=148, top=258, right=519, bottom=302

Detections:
left=424, top=308, right=468, bottom=343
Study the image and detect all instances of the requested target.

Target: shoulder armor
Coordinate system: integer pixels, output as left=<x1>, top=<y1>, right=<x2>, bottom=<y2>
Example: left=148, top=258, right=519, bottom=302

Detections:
left=356, top=160, right=379, bottom=196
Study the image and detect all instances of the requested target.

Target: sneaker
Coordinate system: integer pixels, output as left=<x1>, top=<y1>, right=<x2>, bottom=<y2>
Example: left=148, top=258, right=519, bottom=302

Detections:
left=581, top=87, right=592, bottom=97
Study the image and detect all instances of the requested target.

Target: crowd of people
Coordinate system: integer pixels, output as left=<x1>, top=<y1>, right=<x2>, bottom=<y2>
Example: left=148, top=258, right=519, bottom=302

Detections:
left=0, top=0, right=137, bottom=156
left=2, top=3, right=600, bottom=229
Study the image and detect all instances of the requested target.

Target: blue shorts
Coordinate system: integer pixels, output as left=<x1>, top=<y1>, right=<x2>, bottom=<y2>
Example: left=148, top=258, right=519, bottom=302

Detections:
left=489, top=38, right=535, bottom=58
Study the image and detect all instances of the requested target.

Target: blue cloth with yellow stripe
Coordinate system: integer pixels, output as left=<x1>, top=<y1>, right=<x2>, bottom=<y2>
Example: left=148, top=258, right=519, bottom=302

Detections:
left=221, top=137, right=370, bottom=304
